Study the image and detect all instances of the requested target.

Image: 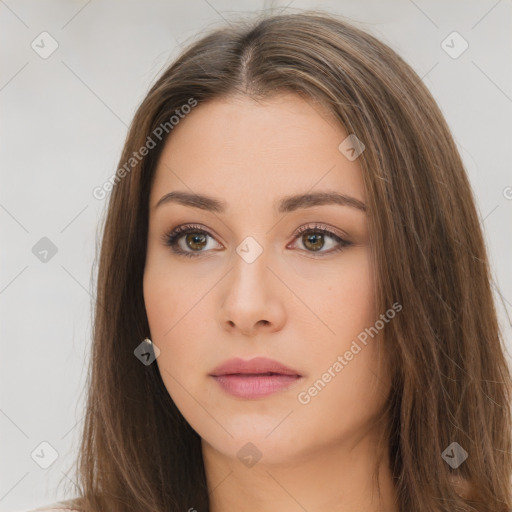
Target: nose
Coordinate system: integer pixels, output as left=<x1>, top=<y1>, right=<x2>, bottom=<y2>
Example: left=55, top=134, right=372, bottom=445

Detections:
left=219, top=250, right=286, bottom=337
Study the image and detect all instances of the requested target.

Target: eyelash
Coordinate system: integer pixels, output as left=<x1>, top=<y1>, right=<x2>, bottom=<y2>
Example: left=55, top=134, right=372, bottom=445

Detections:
left=160, top=223, right=352, bottom=259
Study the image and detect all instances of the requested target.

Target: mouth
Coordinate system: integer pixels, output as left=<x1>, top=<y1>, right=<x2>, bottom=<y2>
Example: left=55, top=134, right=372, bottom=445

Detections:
left=210, top=356, right=302, bottom=378
left=209, top=357, right=303, bottom=399
left=210, top=369, right=302, bottom=399
left=223, top=372, right=292, bottom=376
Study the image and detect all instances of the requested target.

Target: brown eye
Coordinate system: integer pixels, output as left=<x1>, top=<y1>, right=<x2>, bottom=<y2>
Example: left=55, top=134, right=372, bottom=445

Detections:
left=290, top=224, right=352, bottom=257
left=162, top=224, right=221, bottom=258
left=162, top=223, right=352, bottom=259
left=302, top=232, right=326, bottom=252
left=184, top=232, right=208, bottom=251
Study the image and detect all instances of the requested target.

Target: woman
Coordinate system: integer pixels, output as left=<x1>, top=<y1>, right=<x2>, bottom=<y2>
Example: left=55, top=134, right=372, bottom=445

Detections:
left=30, top=10, right=512, bottom=512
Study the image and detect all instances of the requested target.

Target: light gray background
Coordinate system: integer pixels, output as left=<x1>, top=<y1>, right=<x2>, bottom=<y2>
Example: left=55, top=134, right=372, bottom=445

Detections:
left=1, top=0, right=511, bottom=510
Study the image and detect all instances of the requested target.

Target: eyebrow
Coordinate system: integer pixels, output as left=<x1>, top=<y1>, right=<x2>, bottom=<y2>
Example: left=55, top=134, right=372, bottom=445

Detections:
left=154, top=190, right=367, bottom=214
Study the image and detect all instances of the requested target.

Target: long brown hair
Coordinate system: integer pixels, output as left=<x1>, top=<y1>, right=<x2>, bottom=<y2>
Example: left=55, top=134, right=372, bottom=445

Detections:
left=58, top=10, right=512, bottom=512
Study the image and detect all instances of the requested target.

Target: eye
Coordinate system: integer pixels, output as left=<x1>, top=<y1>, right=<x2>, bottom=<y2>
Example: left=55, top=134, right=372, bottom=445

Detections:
left=288, top=223, right=352, bottom=256
left=161, top=222, right=352, bottom=258
left=161, top=224, right=222, bottom=258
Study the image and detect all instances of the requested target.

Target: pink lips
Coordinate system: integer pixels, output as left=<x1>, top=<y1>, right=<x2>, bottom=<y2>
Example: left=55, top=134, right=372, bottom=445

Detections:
left=210, top=357, right=302, bottom=399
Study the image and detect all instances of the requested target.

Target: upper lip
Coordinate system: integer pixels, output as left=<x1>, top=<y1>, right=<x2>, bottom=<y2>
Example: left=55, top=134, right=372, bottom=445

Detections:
left=210, top=357, right=302, bottom=377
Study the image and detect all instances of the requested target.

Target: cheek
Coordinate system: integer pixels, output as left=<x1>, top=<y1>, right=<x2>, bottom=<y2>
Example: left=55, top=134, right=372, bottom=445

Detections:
left=309, top=249, right=375, bottom=337
left=143, top=248, right=204, bottom=338
left=143, top=270, right=174, bottom=339
left=143, top=262, right=209, bottom=383
left=143, top=262, right=185, bottom=380
left=294, top=249, right=377, bottom=390
left=297, top=341, right=389, bottom=444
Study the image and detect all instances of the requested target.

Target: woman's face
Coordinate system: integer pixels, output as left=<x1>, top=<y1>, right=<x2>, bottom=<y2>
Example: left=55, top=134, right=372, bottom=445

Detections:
left=143, top=93, right=390, bottom=466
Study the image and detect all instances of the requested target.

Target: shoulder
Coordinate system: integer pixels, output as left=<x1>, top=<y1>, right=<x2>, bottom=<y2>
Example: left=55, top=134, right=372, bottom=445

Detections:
left=24, top=501, right=81, bottom=512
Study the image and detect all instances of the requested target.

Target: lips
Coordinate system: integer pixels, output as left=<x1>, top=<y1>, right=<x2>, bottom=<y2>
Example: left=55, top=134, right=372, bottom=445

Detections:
left=210, top=357, right=302, bottom=377
left=210, top=357, right=302, bottom=399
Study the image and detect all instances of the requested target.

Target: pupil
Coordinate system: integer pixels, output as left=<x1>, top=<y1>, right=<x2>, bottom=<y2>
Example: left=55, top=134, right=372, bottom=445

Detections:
left=187, top=233, right=206, bottom=250
left=304, top=232, right=323, bottom=251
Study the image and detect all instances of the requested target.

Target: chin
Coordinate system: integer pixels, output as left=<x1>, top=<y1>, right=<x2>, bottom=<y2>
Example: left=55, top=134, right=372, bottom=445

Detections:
left=200, top=420, right=313, bottom=467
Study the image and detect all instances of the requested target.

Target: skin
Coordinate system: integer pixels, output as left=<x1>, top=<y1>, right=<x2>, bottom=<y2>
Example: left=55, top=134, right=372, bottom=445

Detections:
left=143, top=93, right=398, bottom=512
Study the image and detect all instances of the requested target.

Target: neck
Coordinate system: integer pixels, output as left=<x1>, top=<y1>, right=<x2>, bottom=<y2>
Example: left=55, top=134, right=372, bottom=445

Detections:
left=202, top=431, right=398, bottom=512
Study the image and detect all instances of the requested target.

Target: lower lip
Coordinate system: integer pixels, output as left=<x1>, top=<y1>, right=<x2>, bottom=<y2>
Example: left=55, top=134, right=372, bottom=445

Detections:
left=211, top=374, right=301, bottom=399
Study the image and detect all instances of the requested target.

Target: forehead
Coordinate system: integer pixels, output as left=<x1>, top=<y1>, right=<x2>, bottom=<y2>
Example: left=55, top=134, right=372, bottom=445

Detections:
left=150, top=93, right=366, bottom=211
